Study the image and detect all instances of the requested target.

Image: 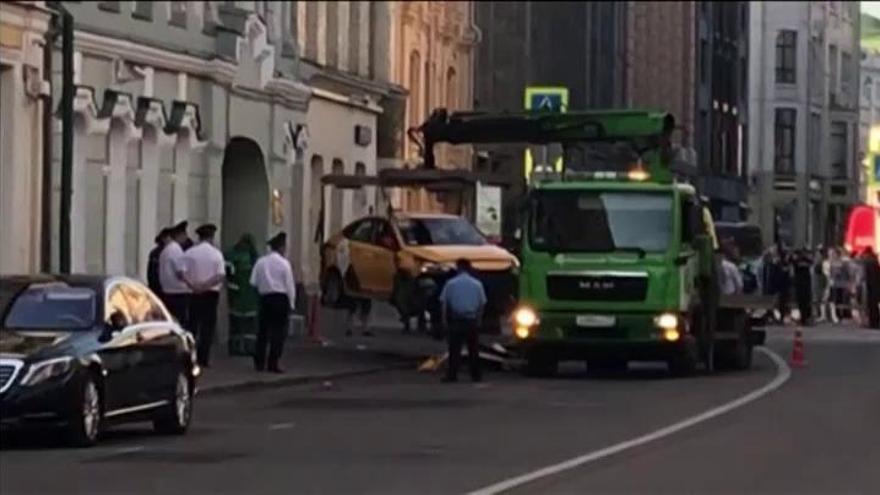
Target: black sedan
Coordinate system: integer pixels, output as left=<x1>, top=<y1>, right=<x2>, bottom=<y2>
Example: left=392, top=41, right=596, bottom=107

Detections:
left=0, top=275, right=199, bottom=446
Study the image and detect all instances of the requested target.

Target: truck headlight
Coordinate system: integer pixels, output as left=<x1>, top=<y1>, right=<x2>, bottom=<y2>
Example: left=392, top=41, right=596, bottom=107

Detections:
left=514, top=307, right=538, bottom=327
left=654, top=313, right=678, bottom=330
left=20, top=357, right=73, bottom=387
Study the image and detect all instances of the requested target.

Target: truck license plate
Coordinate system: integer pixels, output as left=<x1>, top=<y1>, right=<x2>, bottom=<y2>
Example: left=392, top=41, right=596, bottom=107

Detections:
left=576, top=315, right=616, bottom=328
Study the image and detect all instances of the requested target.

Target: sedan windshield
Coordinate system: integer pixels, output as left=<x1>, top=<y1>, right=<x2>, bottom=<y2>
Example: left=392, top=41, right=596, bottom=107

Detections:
left=396, top=217, right=486, bottom=246
left=3, top=285, right=96, bottom=330
left=530, top=191, right=673, bottom=253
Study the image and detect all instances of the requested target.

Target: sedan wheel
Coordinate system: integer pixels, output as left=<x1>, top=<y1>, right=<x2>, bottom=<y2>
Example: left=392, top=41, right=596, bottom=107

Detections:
left=154, top=371, right=193, bottom=435
left=66, top=375, right=101, bottom=447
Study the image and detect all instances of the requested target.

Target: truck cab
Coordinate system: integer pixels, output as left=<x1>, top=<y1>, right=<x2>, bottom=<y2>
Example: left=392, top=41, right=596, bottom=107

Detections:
left=513, top=174, right=714, bottom=375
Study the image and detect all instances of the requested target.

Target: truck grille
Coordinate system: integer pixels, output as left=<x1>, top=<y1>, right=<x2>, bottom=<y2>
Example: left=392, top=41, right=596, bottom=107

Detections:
left=546, top=274, right=648, bottom=302
left=0, top=360, right=23, bottom=394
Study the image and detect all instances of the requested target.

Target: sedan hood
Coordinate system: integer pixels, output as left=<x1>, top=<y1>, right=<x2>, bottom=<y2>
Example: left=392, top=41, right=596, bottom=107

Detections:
left=0, top=330, right=73, bottom=359
left=406, top=245, right=517, bottom=270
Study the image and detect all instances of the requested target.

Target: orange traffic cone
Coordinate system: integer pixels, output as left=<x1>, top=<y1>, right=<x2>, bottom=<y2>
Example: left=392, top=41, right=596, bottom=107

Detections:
left=790, top=328, right=806, bottom=368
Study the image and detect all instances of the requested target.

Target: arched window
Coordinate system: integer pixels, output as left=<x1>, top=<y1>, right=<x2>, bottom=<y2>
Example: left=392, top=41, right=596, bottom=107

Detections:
left=424, top=61, right=433, bottom=117
left=865, top=77, right=873, bottom=101
left=408, top=51, right=421, bottom=128
left=446, top=67, right=457, bottom=111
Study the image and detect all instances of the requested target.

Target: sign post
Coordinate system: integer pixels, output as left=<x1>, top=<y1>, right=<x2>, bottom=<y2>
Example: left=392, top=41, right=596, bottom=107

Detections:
left=524, top=86, right=569, bottom=182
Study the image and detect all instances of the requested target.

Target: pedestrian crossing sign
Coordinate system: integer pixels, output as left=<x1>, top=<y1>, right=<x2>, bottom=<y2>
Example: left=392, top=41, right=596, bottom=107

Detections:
left=524, top=87, right=568, bottom=181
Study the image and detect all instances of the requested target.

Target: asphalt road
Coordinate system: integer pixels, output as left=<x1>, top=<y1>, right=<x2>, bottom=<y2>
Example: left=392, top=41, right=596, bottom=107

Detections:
left=2, top=327, right=878, bottom=495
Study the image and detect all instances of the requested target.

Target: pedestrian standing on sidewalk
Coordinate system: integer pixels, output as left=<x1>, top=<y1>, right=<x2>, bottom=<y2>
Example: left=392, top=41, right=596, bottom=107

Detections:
left=813, top=247, right=829, bottom=322
left=774, top=248, right=793, bottom=324
left=184, top=224, right=225, bottom=368
left=147, top=227, right=171, bottom=299
left=345, top=298, right=374, bottom=337
left=828, top=248, right=850, bottom=324
left=159, top=221, right=193, bottom=329
left=861, top=247, right=880, bottom=329
left=439, top=258, right=487, bottom=383
left=225, top=234, right=260, bottom=356
left=250, top=232, right=297, bottom=373
left=793, top=248, right=813, bottom=326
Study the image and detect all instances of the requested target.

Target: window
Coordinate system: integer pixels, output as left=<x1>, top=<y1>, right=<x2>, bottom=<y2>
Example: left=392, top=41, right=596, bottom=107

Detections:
left=345, top=220, right=375, bottom=243
left=105, top=284, right=133, bottom=326
left=3, top=285, right=96, bottom=330
left=829, top=45, right=839, bottom=100
left=132, top=1, right=153, bottom=20
left=529, top=191, right=673, bottom=253
left=774, top=108, right=796, bottom=175
left=841, top=52, right=852, bottom=101
left=330, top=159, right=345, bottom=234
left=169, top=1, right=187, bottom=28
left=830, top=121, right=848, bottom=179
left=408, top=51, right=421, bottom=129
left=700, top=40, right=709, bottom=84
left=121, top=283, right=166, bottom=324
left=97, top=1, right=120, bottom=13
left=865, top=77, right=874, bottom=102
left=775, top=30, right=797, bottom=83
left=424, top=61, right=433, bottom=120
left=809, top=113, right=821, bottom=174
left=353, top=162, right=367, bottom=215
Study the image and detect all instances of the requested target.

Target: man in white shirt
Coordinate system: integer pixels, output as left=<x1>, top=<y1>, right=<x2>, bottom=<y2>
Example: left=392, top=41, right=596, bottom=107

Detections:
left=184, top=223, right=226, bottom=367
left=250, top=231, right=297, bottom=373
left=159, top=221, right=193, bottom=328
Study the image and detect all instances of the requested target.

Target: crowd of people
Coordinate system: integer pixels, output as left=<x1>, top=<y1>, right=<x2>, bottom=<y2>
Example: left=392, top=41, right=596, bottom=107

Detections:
left=750, top=244, right=880, bottom=329
left=146, top=222, right=297, bottom=374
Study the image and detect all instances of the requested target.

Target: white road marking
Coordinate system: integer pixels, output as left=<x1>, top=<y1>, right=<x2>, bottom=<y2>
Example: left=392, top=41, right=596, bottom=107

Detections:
left=268, top=422, right=296, bottom=431
left=466, top=348, right=791, bottom=495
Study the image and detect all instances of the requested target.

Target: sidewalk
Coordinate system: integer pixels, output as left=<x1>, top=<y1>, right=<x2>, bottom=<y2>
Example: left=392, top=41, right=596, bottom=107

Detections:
left=197, top=302, right=447, bottom=395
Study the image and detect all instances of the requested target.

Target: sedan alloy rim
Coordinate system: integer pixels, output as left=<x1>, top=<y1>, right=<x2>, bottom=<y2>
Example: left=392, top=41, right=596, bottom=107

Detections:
left=175, top=374, right=191, bottom=426
left=83, top=381, right=100, bottom=440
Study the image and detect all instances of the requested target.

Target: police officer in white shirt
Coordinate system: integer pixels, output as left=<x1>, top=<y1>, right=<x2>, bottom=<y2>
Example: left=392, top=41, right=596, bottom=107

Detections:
left=250, top=232, right=296, bottom=373
left=159, top=221, right=193, bottom=328
left=184, top=223, right=226, bottom=367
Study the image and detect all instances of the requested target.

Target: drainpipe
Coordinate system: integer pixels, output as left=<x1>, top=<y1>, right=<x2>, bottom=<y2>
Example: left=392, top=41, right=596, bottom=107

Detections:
left=40, top=14, right=60, bottom=272
left=59, top=7, right=74, bottom=274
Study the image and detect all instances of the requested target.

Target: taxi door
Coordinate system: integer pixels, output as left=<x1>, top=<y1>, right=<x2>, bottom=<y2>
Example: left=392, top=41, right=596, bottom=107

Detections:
left=342, top=219, right=379, bottom=295
left=366, top=220, right=399, bottom=295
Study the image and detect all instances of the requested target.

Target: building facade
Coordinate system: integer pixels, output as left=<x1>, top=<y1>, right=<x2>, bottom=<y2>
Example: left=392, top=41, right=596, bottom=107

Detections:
left=472, top=1, right=628, bottom=242
left=695, top=1, right=750, bottom=222
left=748, top=1, right=861, bottom=248
left=0, top=1, right=51, bottom=274
left=370, top=1, right=479, bottom=213
left=859, top=13, right=880, bottom=207
left=48, top=1, right=313, bottom=286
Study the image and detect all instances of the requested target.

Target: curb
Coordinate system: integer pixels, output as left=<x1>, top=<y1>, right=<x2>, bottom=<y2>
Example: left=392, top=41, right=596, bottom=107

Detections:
left=196, top=361, right=417, bottom=397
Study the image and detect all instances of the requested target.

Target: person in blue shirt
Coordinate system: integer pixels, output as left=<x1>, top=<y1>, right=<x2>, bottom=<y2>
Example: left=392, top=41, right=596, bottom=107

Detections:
left=438, top=258, right=487, bottom=382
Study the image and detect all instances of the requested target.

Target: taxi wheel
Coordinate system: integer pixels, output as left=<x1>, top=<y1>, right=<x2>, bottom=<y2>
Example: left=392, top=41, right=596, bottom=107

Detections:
left=322, top=269, right=344, bottom=307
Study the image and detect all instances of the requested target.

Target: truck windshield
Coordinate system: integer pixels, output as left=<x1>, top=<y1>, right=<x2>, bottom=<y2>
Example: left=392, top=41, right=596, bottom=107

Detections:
left=530, top=191, right=673, bottom=253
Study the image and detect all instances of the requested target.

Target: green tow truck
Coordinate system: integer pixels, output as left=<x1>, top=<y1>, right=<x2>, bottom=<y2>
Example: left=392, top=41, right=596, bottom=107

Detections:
left=418, top=108, right=770, bottom=376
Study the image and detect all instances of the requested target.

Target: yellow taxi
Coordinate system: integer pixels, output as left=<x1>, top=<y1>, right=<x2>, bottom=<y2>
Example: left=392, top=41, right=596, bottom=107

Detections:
left=320, top=212, right=519, bottom=332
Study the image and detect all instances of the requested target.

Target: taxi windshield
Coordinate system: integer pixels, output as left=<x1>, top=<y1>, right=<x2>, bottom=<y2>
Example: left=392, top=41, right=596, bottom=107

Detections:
left=395, top=217, right=487, bottom=246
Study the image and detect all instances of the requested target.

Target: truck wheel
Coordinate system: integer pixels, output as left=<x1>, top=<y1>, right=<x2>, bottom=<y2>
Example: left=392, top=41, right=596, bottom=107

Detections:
left=668, top=340, right=699, bottom=377
left=524, top=350, right=558, bottom=377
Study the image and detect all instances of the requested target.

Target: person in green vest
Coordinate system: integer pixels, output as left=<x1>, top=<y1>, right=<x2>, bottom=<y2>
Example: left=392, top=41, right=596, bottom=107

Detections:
left=225, top=233, right=260, bottom=356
